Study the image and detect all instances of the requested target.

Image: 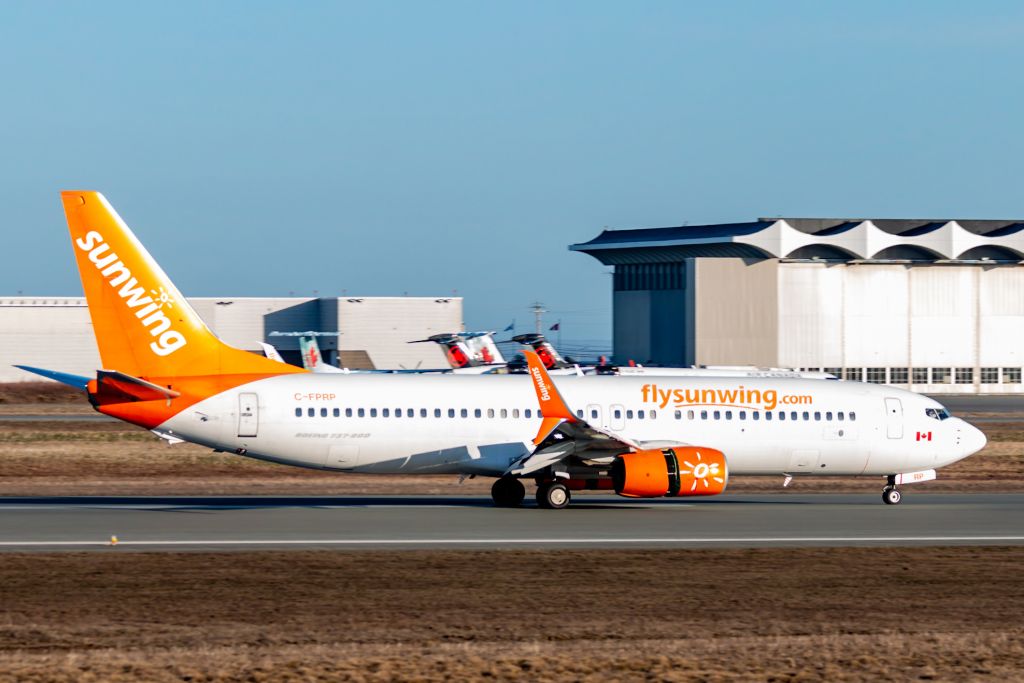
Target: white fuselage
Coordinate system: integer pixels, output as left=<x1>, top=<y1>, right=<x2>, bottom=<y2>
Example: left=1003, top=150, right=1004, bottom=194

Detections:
left=160, top=374, right=985, bottom=478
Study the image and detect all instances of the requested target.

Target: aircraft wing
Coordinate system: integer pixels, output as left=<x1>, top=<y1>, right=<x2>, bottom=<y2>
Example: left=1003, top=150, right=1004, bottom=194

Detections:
left=507, top=350, right=681, bottom=476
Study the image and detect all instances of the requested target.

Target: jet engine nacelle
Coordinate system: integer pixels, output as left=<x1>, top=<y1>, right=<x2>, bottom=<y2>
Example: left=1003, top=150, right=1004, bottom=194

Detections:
left=610, top=447, right=728, bottom=498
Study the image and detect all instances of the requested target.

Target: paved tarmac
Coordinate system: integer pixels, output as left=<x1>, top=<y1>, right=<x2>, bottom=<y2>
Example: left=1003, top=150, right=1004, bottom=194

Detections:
left=0, top=493, right=1021, bottom=551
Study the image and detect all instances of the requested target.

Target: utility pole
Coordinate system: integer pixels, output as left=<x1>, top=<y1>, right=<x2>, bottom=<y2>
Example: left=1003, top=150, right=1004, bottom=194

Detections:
left=531, top=301, right=547, bottom=335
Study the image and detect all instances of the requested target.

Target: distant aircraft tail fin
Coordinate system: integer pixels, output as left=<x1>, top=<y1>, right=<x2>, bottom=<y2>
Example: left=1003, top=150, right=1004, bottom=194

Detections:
left=61, top=191, right=304, bottom=380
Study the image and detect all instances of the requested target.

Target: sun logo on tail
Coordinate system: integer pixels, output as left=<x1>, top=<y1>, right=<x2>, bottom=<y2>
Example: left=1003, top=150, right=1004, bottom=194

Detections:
left=680, top=450, right=725, bottom=492
left=150, top=286, right=175, bottom=310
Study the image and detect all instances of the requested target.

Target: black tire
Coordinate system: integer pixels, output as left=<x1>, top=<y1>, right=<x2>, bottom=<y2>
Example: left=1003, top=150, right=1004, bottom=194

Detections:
left=491, top=477, right=526, bottom=508
left=882, top=487, right=902, bottom=505
left=536, top=481, right=571, bottom=510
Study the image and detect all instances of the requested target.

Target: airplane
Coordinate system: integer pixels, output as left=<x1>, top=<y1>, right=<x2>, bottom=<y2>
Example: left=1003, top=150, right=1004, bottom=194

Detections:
left=17, top=191, right=987, bottom=510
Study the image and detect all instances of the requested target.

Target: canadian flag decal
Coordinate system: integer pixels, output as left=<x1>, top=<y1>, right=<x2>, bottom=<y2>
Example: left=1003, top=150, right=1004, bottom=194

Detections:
left=916, top=431, right=933, bottom=442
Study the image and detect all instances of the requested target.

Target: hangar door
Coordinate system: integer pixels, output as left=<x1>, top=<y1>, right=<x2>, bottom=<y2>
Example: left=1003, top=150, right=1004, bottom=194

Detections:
left=238, top=393, right=259, bottom=437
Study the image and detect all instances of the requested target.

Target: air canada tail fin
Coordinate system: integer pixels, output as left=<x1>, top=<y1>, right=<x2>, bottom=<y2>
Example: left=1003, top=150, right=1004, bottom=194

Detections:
left=61, top=191, right=303, bottom=379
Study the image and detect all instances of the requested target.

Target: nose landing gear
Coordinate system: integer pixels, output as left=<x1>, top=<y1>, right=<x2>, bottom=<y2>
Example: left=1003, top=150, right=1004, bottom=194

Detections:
left=882, top=474, right=902, bottom=505
left=882, top=486, right=902, bottom=505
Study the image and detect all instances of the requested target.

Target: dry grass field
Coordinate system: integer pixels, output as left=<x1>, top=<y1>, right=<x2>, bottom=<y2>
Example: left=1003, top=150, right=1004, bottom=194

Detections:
left=0, top=547, right=1022, bottom=681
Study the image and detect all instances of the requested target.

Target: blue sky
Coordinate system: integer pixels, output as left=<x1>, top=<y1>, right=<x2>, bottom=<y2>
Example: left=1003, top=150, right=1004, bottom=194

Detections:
left=2, top=1, right=1022, bottom=345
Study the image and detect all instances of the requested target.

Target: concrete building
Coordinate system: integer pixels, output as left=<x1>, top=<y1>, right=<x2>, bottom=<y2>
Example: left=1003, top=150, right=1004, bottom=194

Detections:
left=571, top=218, right=1024, bottom=394
left=0, top=296, right=462, bottom=382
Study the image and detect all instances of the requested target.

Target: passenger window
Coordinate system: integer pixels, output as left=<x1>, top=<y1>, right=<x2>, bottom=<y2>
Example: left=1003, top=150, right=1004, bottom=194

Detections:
left=713, top=410, right=721, bottom=420
left=752, top=412, right=759, bottom=421
left=814, top=412, right=821, bottom=421
left=370, top=408, right=377, bottom=418
left=626, top=410, right=634, bottom=419
left=791, top=411, right=798, bottom=421
left=725, top=410, right=733, bottom=420
left=674, top=410, right=681, bottom=420
left=576, top=409, right=584, bottom=419
left=826, top=411, right=832, bottom=421
left=420, top=409, right=427, bottom=418
left=333, top=408, right=340, bottom=417
left=346, top=408, right=353, bottom=417
left=687, top=410, right=695, bottom=420
left=448, top=408, right=455, bottom=418
left=838, top=412, right=845, bottom=421
left=407, top=409, right=414, bottom=417
left=487, top=408, right=495, bottom=418
left=461, top=409, right=468, bottom=418
left=500, top=408, right=508, bottom=418
left=295, top=408, right=302, bottom=417
left=590, top=409, right=598, bottom=419
left=650, top=410, right=656, bottom=419
left=765, top=412, right=772, bottom=421
left=525, top=409, right=532, bottom=418
left=307, top=408, right=315, bottom=417
left=700, top=410, right=707, bottom=420
left=802, top=411, right=809, bottom=421
left=434, top=408, right=441, bottom=418
left=358, top=408, right=365, bottom=418
left=614, top=409, right=622, bottom=419
left=739, top=411, right=746, bottom=420
left=395, top=409, right=402, bottom=418
left=472, top=408, right=480, bottom=418
left=513, top=409, right=520, bottom=418
left=850, top=412, right=857, bottom=421
left=778, top=412, right=786, bottom=421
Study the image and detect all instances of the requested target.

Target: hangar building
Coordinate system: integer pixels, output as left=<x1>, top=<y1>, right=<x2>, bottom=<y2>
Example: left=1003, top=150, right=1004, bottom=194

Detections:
left=571, top=218, right=1024, bottom=394
left=0, top=296, right=462, bottom=383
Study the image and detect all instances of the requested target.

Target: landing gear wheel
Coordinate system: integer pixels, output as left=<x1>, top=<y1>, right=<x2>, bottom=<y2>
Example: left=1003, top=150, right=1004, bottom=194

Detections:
left=491, top=477, right=526, bottom=508
left=536, top=481, right=571, bottom=510
left=882, top=486, right=902, bottom=505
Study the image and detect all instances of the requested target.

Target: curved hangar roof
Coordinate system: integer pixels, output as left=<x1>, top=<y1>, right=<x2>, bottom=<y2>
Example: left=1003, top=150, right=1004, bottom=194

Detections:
left=569, top=218, right=1024, bottom=265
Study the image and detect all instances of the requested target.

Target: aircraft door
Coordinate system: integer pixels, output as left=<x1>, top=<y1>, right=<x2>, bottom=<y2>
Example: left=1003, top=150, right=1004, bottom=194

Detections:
left=238, top=393, right=259, bottom=437
left=586, top=403, right=603, bottom=429
left=885, top=398, right=903, bottom=439
left=610, top=404, right=625, bottom=431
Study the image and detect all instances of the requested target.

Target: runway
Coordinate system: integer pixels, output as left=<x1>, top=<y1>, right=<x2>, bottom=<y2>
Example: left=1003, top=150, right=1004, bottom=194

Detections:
left=1, top=493, right=1022, bottom=551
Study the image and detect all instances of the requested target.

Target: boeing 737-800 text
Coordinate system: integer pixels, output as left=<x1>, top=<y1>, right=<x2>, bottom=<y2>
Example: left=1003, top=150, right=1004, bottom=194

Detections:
left=19, top=192, right=987, bottom=509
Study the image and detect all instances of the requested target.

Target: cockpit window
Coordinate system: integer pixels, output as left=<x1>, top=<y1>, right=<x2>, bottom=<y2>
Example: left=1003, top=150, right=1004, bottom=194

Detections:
left=925, top=407, right=951, bottom=421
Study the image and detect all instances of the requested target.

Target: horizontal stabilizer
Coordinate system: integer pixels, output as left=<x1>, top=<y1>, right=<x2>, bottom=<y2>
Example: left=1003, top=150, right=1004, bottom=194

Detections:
left=14, top=365, right=91, bottom=390
left=94, top=370, right=181, bottom=404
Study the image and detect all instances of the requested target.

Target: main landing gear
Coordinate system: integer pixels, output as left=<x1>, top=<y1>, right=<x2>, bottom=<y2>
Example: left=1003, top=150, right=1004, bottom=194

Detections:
left=491, top=476, right=526, bottom=508
left=536, top=480, right=571, bottom=510
left=489, top=477, right=572, bottom=509
left=882, top=475, right=902, bottom=505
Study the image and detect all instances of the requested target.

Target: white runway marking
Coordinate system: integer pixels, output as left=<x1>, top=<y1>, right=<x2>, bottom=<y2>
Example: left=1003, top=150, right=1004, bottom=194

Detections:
left=1, top=535, right=1023, bottom=547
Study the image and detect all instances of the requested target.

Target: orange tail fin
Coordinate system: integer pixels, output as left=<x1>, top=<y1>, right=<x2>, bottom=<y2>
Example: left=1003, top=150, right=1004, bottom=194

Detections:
left=62, top=191, right=303, bottom=379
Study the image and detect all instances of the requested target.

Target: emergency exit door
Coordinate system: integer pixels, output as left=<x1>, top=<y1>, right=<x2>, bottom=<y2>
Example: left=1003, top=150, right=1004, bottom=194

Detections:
left=238, top=393, right=259, bottom=437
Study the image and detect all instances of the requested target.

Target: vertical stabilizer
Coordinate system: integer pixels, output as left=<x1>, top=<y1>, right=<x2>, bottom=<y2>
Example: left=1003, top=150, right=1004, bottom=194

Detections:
left=61, top=191, right=303, bottom=379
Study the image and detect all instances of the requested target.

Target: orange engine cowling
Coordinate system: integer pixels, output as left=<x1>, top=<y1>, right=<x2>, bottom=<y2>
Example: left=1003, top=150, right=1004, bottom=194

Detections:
left=610, top=447, right=728, bottom=498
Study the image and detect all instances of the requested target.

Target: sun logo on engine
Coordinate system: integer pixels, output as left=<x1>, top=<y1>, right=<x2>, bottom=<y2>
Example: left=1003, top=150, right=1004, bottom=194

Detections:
left=150, top=286, right=175, bottom=310
left=680, top=450, right=725, bottom=492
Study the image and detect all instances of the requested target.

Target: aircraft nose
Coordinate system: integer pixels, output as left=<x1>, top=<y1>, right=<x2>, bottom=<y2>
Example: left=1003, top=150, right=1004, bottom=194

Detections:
left=961, top=422, right=987, bottom=457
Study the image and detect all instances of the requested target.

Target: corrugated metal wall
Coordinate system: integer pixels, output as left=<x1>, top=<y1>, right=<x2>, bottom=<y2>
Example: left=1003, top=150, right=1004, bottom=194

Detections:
left=775, top=264, right=1024, bottom=393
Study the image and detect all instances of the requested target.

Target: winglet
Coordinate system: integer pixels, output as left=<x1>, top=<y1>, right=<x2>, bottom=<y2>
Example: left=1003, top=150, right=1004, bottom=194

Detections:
left=523, top=349, right=576, bottom=445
